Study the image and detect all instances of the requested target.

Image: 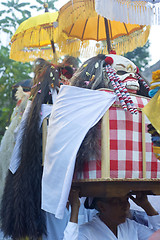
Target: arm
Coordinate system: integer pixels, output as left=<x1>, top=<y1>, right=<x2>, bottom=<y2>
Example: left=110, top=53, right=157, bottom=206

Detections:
left=129, top=193, right=158, bottom=216
left=130, top=193, right=160, bottom=240
left=69, top=189, right=81, bottom=223
left=63, top=189, right=80, bottom=240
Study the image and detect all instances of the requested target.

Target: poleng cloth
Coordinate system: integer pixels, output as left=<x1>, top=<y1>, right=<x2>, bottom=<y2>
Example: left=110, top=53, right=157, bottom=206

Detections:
left=74, top=92, right=160, bottom=180
left=41, top=85, right=116, bottom=219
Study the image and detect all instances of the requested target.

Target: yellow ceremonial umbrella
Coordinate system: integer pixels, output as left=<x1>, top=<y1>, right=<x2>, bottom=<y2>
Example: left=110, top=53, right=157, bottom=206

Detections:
left=58, top=0, right=150, bottom=55
left=9, top=11, right=83, bottom=62
left=10, top=12, right=59, bottom=62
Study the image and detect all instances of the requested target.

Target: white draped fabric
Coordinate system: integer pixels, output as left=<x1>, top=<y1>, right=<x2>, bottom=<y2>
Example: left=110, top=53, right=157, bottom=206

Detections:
left=9, top=101, right=53, bottom=174
left=95, top=0, right=160, bottom=25
left=41, top=85, right=116, bottom=219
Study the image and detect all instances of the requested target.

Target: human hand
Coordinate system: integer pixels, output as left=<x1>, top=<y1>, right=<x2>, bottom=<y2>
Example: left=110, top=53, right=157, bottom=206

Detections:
left=129, top=192, right=158, bottom=216
left=129, top=192, right=149, bottom=209
left=69, top=188, right=80, bottom=209
left=69, top=188, right=80, bottom=223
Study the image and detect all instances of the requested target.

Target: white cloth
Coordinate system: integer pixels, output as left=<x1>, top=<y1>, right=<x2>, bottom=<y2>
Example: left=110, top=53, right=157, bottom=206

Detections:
left=95, top=0, right=157, bottom=25
left=63, top=214, right=160, bottom=240
left=50, top=88, right=58, bottom=103
left=41, top=85, right=116, bottom=219
left=42, top=200, right=97, bottom=240
left=42, top=210, right=70, bottom=240
left=9, top=101, right=52, bottom=174
left=0, top=93, right=29, bottom=204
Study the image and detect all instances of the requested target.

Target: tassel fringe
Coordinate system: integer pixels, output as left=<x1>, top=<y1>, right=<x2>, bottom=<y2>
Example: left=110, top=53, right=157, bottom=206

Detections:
left=95, top=0, right=160, bottom=25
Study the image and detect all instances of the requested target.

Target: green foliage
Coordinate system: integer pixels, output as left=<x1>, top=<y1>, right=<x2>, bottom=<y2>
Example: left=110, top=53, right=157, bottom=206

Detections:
left=35, top=0, right=58, bottom=11
left=124, top=41, right=151, bottom=72
left=0, top=46, right=32, bottom=140
left=0, top=0, right=58, bottom=37
left=0, top=0, right=58, bottom=141
left=0, top=1, right=32, bottom=36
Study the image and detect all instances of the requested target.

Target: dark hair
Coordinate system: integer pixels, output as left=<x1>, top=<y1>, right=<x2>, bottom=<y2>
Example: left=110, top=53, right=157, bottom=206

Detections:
left=71, top=54, right=109, bottom=90
left=0, top=58, right=74, bottom=239
left=84, top=197, right=107, bottom=211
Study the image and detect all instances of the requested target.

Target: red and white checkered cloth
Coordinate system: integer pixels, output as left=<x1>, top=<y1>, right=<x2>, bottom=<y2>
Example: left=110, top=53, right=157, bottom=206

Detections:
left=75, top=91, right=160, bottom=180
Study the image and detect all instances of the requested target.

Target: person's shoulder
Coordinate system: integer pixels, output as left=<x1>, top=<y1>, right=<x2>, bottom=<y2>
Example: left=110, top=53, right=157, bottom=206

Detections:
left=120, top=218, right=139, bottom=229
left=79, top=215, right=103, bottom=239
left=79, top=214, right=99, bottom=229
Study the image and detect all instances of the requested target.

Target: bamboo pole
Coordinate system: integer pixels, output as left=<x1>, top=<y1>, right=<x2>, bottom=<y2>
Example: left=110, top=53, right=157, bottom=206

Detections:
left=101, top=110, right=110, bottom=178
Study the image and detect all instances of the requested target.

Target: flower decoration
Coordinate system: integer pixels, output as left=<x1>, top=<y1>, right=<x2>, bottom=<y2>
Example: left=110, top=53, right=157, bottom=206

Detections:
left=86, top=72, right=90, bottom=77
left=148, top=69, right=160, bottom=97
left=50, top=72, right=53, bottom=78
left=95, top=62, right=99, bottom=69
left=84, top=81, right=90, bottom=86
left=105, top=56, right=113, bottom=65
left=152, top=70, right=160, bottom=81
left=90, top=75, right=95, bottom=82
left=29, top=95, right=33, bottom=100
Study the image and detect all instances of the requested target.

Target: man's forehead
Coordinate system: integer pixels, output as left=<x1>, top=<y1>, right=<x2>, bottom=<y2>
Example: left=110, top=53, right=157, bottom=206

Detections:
left=106, top=194, right=129, bottom=201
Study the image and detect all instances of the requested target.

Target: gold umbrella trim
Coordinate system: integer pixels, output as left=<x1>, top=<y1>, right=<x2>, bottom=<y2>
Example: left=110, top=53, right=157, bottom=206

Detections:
left=10, top=32, right=87, bottom=62
left=10, top=25, right=56, bottom=51
left=10, top=46, right=54, bottom=63
left=97, top=26, right=151, bottom=56
left=56, top=26, right=150, bottom=59
left=11, top=25, right=150, bottom=63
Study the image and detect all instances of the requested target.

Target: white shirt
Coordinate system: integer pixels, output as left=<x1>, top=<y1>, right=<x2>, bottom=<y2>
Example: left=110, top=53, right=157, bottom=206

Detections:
left=63, top=214, right=160, bottom=240
left=42, top=200, right=97, bottom=240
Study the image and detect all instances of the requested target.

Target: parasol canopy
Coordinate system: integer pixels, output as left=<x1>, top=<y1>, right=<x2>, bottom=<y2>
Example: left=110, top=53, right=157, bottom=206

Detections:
left=58, top=0, right=150, bottom=55
left=11, top=11, right=59, bottom=47
left=9, top=11, right=84, bottom=62
left=10, top=11, right=59, bottom=62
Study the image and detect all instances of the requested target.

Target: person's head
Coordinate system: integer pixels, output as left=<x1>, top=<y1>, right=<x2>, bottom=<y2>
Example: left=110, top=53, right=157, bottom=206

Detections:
left=85, top=195, right=130, bottom=226
left=97, top=196, right=130, bottom=225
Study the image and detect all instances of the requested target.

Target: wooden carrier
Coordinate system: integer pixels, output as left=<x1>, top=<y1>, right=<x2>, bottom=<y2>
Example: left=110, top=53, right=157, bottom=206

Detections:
left=42, top=91, right=160, bottom=197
